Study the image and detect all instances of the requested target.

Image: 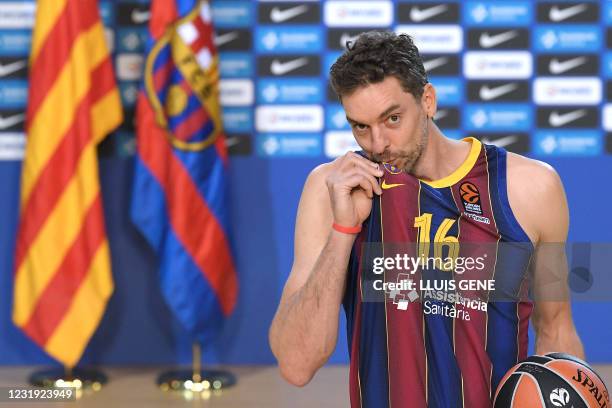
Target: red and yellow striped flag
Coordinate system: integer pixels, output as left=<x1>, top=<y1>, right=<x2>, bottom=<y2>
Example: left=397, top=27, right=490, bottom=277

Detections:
left=12, top=0, right=122, bottom=367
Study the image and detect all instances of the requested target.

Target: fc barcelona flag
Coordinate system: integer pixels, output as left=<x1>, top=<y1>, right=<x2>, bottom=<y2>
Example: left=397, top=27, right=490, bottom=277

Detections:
left=12, top=0, right=122, bottom=366
left=131, top=0, right=238, bottom=342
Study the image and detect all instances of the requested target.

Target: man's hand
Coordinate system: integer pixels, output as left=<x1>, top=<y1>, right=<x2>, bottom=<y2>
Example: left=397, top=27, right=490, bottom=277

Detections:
left=326, top=151, right=383, bottom=228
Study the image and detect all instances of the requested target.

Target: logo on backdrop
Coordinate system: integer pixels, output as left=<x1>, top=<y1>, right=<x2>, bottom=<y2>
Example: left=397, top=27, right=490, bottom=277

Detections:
left=257, top=56, right=320, bottom=77
left=537, top=55, right=599, bottom=76
left=397, top=3, right=459, bottom=24
left=474, top=133, right=530, bottom=153
left=259, top=3, right=320, bottom=24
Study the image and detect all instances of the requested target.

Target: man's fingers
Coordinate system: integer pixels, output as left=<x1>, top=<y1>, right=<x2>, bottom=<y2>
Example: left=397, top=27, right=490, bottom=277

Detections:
left=342, top=152, right=384, bottom=179
left=330, top=152, right=383, bottom=196
left=353, top=157, right=384, bottom=179
left=343, top=168, right=381, bottom=197
left=345, top=174, right=374, bottom=198
left=350, top=167, right=382, bottom=196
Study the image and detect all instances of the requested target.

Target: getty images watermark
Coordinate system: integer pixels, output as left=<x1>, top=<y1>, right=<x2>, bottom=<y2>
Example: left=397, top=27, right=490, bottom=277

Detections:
left=358, top=242, right=612, bottom=321
left=370, top=252, right=492, bottom=321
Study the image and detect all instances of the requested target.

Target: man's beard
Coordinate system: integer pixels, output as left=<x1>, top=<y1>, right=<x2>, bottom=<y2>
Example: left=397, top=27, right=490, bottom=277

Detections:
left=372, top=115, right=428, bottom=173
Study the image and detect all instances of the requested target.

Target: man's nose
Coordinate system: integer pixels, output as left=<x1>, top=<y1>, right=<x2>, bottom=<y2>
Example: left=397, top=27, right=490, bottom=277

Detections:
left=370, top=126, right=388, bottom=156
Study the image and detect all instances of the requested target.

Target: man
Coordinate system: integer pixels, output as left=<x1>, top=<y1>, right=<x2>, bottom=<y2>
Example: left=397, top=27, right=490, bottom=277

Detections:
left=269, top=31, right=584, bottom=407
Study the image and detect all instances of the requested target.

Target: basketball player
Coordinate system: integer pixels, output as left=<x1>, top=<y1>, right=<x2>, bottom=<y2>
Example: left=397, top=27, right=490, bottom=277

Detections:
left=269, top=31, right=585, bottom=407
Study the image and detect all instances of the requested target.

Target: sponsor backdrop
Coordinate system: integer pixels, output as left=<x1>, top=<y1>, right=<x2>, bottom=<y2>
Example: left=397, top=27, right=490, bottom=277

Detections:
left=0, top=0, right=611, bottom=365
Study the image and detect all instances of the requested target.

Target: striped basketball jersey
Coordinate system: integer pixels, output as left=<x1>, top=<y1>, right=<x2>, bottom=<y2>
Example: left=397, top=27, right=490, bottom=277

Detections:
left=343, top=138, right=534, bottom=408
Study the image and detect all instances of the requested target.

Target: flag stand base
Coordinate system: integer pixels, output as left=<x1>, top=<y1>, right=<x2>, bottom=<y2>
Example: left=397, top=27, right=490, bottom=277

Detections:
left=28, top=367, right=107, bottom=397
left=156, top=368, right=236, bottom=392
left=156, top=343, right=236, bottom=398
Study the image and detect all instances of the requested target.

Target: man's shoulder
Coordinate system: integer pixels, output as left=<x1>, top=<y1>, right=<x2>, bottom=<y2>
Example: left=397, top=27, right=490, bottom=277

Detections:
left=306, top=156, right=349, bottom=186
left=506, top=152, right=563, bottom=194
left=311, top=161, right=335, bottom=176
left=301, top=161, right=339, bottom=201
left=305, top=162, right=333, bottom=188
left=505, top=152, right=567, bottom=243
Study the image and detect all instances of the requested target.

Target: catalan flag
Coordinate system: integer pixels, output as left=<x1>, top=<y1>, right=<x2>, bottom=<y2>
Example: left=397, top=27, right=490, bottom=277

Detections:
left=131, top=0, right=238, bottom=343
left=12, top=0, right=122, bottom=367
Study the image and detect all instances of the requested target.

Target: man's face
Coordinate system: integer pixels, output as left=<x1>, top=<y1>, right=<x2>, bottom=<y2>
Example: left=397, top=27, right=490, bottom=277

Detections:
left=341, top=76, right=430, bottom=173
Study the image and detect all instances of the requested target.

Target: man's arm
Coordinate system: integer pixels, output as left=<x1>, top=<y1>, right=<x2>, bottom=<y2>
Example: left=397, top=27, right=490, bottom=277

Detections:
left=269, top=154, right=382, bottom=386
left=507, top=153, right=585, bottom=359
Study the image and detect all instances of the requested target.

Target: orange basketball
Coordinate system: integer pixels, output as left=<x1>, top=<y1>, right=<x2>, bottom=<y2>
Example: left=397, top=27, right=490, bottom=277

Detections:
left=494, top=353, right=610, bottom=408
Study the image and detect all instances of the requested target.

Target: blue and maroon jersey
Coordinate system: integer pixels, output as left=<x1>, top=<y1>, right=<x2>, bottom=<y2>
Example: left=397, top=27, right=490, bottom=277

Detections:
left=343, top=138, right=534, bottom=408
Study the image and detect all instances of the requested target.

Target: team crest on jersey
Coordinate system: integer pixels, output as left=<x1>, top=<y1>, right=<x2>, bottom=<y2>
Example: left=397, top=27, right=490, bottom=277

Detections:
left=382, top=162, right=402, bottom=174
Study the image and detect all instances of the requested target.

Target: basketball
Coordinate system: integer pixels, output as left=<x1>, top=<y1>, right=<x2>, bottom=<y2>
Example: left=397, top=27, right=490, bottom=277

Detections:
left=494, top=353, right=610, bottom=408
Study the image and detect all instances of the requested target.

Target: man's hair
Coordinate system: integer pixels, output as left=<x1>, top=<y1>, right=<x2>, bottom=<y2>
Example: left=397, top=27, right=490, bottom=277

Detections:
left=329, top=31, right=428, bottom=101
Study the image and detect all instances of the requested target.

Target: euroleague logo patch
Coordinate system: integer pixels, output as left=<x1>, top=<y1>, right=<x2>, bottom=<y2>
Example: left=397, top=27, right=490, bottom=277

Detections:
left=459, top=182, right=483, bottom=215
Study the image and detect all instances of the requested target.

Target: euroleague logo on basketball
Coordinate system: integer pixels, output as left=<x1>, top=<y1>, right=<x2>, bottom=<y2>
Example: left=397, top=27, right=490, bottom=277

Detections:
left=549, top=388, right=570, bottom=407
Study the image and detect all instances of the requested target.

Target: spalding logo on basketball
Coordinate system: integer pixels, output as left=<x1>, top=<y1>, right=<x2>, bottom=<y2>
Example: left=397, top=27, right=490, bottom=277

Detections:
left=494, top=352, right=610, bottom=408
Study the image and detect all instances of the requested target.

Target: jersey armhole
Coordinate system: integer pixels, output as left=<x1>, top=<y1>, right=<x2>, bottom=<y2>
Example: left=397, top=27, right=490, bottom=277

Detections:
left=494, top=148, right=534, bottom=247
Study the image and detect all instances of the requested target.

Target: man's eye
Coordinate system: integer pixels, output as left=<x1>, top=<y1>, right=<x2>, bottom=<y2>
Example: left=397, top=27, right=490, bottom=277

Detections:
left=353, top=124, right=368, bottom=131
left=388, top=115, right=400, bottom=124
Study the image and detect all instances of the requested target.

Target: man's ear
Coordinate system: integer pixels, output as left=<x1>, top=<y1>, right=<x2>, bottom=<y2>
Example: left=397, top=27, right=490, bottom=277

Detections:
left=421, top=83, right=437, bottom=119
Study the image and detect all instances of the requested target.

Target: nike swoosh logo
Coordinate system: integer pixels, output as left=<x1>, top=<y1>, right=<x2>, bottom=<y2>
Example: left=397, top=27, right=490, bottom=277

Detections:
left=549, top=57, right=587, bottom=74
left=479, top=30, right=518, bottom=48
left=410, top=4, right=448, bottom=22
left=215, top=31, right=239, bottom=47
left=270, top=58, right=308, bottom=75
left=478, top=30, right=518, bottom=48
left=549, top=109, right=586, bottom=127
left=0, top=113, right=24, bottom=130
left=270, top=5, right=308, bottom=23
left=131, top=9, right=150, bottom=24
left=480, top=135, right=518, bottom=148
left=423, top=57, right=448, bottom=72
left=381, top=180, right=405, bottom=190
left=549, top=4, right=587, bottom=22
left=479, top=83, right=518, bottom=101
left=340, top=33, right=359, bottom=48
left=0, top=60, right=27, bottom=77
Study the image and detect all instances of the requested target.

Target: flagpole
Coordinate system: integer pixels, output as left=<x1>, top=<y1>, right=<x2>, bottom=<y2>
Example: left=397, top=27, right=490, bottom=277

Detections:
left=156, top=341, right=237, bottom=397
left=192, top=343, right=201, bottom=383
